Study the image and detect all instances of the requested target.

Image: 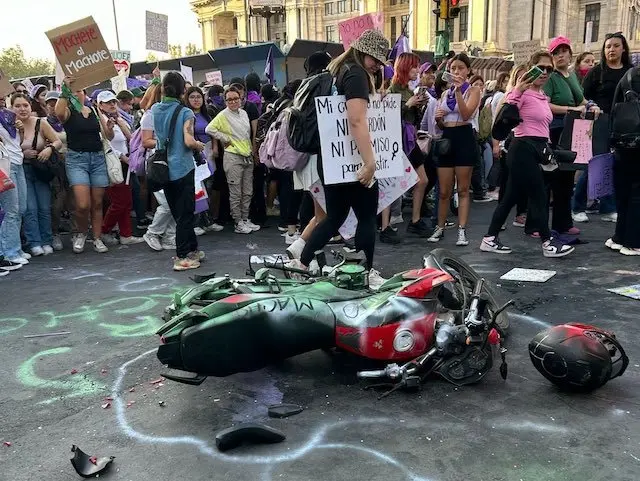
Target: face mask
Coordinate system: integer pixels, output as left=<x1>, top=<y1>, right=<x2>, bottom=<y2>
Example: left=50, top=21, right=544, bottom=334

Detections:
left=579, top=67, right=591, bottom=77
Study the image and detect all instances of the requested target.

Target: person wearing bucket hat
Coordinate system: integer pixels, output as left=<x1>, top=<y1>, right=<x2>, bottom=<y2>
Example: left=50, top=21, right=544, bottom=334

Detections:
left=292, top=28, right=389, bottom=289
left=544, top=37, right=600, bottom=236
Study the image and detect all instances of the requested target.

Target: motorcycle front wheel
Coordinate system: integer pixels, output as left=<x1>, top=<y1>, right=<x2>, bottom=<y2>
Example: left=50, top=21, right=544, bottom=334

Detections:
left=423, top=248, right=510, bottom=334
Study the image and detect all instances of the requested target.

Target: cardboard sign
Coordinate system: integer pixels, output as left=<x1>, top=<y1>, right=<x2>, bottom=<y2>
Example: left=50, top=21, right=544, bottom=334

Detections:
left=338, top=13, right=384, bottom=49
left=570, top=118, right=593, bottom=164
left=205, top=70, right=223, bottom=86
left=180, top=63, right=193, bottom=83
left=310, top=153, right=417, bottom=239
left=0, top=69, right=16, bottom=98
left=512, top=40, right=541, bottom=64
left=316, top=93, right=403, bottom=185
left=588, top=153, right=614, bottom=199
left=146, top=11, right=169, bottom=53
left=46, top=16, right=117, bottom=91
left=110, top=50, right=131, bottom=75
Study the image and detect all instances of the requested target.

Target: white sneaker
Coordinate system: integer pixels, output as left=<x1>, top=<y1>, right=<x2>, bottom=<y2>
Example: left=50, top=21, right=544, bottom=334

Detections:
left=204, top=223, right=224, bottom=232
left=234, top=222, right=252, bottom=234
left=571, top=212, right=589, bottom=223
left=542, top=238, right=574, bottom=258
left=605, top=238, right=623, bottom=251
left=143, top=232, right=163, bottom=251
left=161, top=237, right=176, bottom=250
left=31, top=246, right=44, bottom=256
left=120, top=236, right=145, bottom=245
left=243, top=219, right=261, bottom=231
left=286, top=237, right=306, bottom=260
left=456, top=227, right=469, bottom=246
left=19, top=250, right=32, bottom=260
left=52, top=235, right=63, bottom=251
left=42, top=245, right=54, bottom=255
left=72, top=234, right=87, bottom=253
left=285, top=232, right=300, bottom=245
left=93, top=238, right=109, bottom=253
left=0, top=270, right=8, bottom=277
left=368, top=268, right=387, bottom=291
left=8, top=256, right=29, bottom=265
left=427, top=226, right=444, bottom=243
left=620, top=247, right=640, bottom=256
left=194, top=227, right=206, bottom=236
left=601, top=212, right=618, bottom=223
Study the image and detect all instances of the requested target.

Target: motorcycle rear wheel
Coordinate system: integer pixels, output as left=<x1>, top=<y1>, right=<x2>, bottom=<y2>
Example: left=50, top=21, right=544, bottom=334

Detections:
left=423, top=248, right=510, bottom=334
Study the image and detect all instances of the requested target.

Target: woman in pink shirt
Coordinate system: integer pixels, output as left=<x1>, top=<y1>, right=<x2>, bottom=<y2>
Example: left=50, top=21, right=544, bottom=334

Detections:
left=480, top=51, right=575, bottom=258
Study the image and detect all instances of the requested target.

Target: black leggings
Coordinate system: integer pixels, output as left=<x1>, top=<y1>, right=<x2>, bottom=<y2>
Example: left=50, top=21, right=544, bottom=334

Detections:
left=487, top=138, right=551, bottom=241
left=613, top=148, right=640, bottom=248
left=300, top=181, right=379, bottom=269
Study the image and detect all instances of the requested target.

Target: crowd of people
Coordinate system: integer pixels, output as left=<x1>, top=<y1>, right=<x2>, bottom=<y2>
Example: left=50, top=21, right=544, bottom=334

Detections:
left=0, top=28, right=638, bottom=283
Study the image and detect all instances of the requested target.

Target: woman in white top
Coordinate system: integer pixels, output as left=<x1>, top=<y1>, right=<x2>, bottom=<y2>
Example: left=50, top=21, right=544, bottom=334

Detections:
left=0, top=100, right=28, bottom=267
left=96, top=90, right=143, bottom=246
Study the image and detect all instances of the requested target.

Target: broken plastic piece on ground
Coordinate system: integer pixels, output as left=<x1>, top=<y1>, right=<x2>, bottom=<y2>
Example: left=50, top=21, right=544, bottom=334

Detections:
left=3, top=441, right=12, bottom=447
left=150, top=377, right=165, bottom=385
left=215, top=423, right=286, bottom=452
left=70, top=445, right=115, bottom=478
left=101, top=402, right=111, bottom=409
left=70, top=369, right=78, bottom=374
left=23, top=331, right=71, bottom=338
left=128, top=387, right=135, bottom=392
left=268, top=403, right=304, bottom=419
left=158, top=401, right=165, bottom=407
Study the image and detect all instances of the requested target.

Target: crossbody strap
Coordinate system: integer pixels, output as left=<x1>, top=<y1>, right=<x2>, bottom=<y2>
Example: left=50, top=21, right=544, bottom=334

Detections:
left=32, top=118, right=41, bottom=150
left=165, top=104, right=183, bottom=149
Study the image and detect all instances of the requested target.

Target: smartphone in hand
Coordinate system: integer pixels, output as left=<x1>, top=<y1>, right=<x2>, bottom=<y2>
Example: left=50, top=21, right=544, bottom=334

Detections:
left=523, top=66, right=544, bottom=82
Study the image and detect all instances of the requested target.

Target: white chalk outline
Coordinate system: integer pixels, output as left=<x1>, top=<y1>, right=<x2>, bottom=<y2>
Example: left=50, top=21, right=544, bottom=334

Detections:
left=112, top=349, right=434, bottom=481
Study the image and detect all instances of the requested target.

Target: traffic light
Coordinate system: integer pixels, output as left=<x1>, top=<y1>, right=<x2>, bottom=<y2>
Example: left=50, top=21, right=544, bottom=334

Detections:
left=433, top=0, right=447, bottom=19
left=448, top=0, right=461, bottom=18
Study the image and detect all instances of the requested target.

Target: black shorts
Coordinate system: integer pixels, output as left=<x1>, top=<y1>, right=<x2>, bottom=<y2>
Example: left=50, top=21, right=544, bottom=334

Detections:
left=437, top=124, right=478, bottom=168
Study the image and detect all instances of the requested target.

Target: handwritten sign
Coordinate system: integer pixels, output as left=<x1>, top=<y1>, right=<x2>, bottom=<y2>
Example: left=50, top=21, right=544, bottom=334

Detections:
left=0, top=69, right=15, bottom=98
left=110, top=71, right=128, bottom=93
left=46, top=17, right=116, bottom=91
left=512, top=40, right=541, bottom=64
left=205, top=70, right=223, bottom=86
left=310, top=153, right=417, bottom=239
left=588, top=153, right=614, bottom=199
left=110, top=50, right=131, bottom=74
left=316, top=94, right=403, bottom=185
left=571, top=118, right=593, bottom=164
left=338, top=13, right=384, bottom=49
left=180, top=63, right=193, bottom=84
left=146, top=11, right=169, bottom=53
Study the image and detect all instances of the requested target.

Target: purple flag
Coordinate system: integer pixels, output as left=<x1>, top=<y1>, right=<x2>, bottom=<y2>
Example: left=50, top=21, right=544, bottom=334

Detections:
left=264, top=46, right=275, bottom=84
left=389, top=35, right=411, bottom=61
left=588, top=153, right=614, bottom=199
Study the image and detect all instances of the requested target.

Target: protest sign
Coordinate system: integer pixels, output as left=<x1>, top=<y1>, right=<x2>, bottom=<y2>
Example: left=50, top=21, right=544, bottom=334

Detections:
left=338, top=13, right=384, bottom=49
left=111, top=71, right=128, bottom=93
left=316, top=93, right=403, bottom=185
left=110, top=50, right=131, bottom=75
left=588, top=153, right=614, bottom=199
left=46, top=17, right=116, bottom=91
left=180, top=63, right=193, bottom=83
left=146, top=11, right=169, bottom=53
left=0, top=69, right=15, bottom=98
left=512, top=40, right=541, bottom=64
left=570, top=118, right=593, bottom=164
left=310, top=153, right=417, bottom=239
left=205, top=70, right=223, bottom=86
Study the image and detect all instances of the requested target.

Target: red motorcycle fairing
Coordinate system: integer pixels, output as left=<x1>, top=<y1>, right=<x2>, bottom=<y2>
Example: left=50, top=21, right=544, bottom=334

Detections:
left=332, top=295, right=438, bottom=361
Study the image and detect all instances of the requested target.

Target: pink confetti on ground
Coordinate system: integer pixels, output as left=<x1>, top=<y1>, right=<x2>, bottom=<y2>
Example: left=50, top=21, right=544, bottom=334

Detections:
left=70, top=369, right=78, bottom=374
left=150, top=377, right=165, bottom=385
left=89, top=456, right=97, bottom=465
left=100, top=369, right=108, bottom=374
left=3, top=441, right=12, bottom=447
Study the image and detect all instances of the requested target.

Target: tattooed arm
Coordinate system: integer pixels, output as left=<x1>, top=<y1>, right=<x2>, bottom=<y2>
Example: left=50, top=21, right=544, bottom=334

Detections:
left=183, top=116, right=205, bottom=151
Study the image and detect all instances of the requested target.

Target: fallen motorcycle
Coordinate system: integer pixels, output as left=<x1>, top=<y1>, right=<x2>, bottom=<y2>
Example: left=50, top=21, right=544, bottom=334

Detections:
left=156, top=248, right=512, bottom=397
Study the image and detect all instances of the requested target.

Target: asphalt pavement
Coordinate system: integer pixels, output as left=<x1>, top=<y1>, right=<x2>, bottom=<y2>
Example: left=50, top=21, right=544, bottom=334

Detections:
left=0, top=203, right=638, bottom=481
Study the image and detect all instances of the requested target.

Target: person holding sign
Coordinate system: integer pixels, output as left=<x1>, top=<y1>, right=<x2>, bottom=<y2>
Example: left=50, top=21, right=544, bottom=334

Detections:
left=431, top=53, right=481, bottom=247
left=294, top=29, right=389, bottom=289
left=55, top=76, right=112, bottom=255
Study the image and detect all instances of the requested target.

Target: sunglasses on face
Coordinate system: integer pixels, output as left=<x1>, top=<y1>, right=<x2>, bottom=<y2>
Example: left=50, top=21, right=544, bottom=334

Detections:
left=536, top=65, right=554, bottom=73
left=605, top=31, right=623, bottom=40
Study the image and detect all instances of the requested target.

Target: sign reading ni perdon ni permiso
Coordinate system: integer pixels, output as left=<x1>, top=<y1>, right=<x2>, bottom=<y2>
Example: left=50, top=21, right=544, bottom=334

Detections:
left=315, top=94, right=403, bottom=185
left=46, top=17, right=117, bottom=91
left=146, top=11, right=169, bottom=53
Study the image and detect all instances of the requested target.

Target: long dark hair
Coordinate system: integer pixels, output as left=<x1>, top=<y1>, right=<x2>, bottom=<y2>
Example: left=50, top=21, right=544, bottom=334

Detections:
left=185, top=86, right=211, bottom=123
left=162, top=71, right=186, bottom=100
left=600, top=33, right=631, bottom=84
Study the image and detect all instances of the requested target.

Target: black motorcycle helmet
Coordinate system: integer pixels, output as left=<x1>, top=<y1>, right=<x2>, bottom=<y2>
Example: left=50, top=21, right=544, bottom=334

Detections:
left=529, top=323, right=628, bottom=392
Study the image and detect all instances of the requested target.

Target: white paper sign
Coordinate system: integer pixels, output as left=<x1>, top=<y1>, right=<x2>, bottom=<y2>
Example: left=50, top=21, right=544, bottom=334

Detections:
left=110, top=71, right=128, bottom=93
left=180, top=63, right=193, bottom=83
left=310, top=153, right=417, bottom=239
left=205, top=70, right=223, bottom=86
left=316, top=93, right=403, bottom=185
left=194, top=163, right=212, bottom=184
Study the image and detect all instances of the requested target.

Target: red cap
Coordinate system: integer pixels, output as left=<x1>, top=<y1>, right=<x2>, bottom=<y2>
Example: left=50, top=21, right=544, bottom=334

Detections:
left=548, top=36, right=572, bottom=54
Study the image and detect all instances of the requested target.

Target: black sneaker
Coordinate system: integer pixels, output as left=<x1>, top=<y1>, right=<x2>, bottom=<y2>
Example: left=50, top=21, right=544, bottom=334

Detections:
left=136, top=218, right=151, bottom=230
left=0, top=258, right=23, bottom=271
left=407, top=219, right=431, bottom=237
left=542, top=238, right=575, bottom=258
left=473, top=195, right=493, bottom=203
left=480, top=236, right=512, bottom=254
left=380, top=226, right=401, bottom=244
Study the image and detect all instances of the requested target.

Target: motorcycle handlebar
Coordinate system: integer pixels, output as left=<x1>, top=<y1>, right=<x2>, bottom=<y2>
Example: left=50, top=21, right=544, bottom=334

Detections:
left=356, top=370, right=388, bottom=379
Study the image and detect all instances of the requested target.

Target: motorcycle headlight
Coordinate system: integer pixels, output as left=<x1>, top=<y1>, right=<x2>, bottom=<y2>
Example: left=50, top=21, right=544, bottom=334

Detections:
left=393, top=329, right=415, bottom=352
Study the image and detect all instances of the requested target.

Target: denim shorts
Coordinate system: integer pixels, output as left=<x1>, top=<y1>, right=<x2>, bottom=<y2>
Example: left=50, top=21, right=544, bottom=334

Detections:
left=65, top=149, right=109, bottom=188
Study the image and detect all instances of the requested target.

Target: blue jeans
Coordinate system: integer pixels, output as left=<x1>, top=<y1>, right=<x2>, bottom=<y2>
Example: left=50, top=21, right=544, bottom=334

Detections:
left=23, top=163, right=53, bottom=248
left=572, top=170, right=616, bottom=214
left=0, top=163, right=27, bottom=259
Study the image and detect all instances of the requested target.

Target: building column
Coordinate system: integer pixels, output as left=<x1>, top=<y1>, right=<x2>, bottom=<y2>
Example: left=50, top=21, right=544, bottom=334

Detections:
left=285, top=5, right=299, bottom=43
left=236, top=12, right=250, bottom=44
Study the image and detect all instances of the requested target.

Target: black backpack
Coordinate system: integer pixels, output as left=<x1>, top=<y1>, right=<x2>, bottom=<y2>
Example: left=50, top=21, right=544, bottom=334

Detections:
left=610, top=67, right=640, bottom=149
left=146, top=104, right=182, bottom=192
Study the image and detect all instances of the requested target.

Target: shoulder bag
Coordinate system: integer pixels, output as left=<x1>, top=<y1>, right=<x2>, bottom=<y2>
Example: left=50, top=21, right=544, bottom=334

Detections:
left=93, top=108, right=124, bottom=185
left=30, top=118, right=63, bottom=183
left=146, top=104, right=183, bottom=192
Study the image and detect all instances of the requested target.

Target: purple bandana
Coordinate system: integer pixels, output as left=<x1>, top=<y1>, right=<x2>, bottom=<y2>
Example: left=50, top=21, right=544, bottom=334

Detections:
left=0, top=109, right=17, bottom=138
left=446, top=82, right=470, bottom=111
left=47, top=114, right=64, bottom=133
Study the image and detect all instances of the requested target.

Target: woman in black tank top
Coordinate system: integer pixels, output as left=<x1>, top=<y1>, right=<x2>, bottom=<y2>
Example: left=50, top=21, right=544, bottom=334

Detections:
left=55, top=77, right=115, bottom=255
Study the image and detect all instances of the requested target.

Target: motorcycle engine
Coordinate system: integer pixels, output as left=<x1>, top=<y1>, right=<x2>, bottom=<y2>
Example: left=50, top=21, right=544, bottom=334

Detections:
left=436, top=346, right=493, bottom=386
left=332, top=265, right=367, bottom=290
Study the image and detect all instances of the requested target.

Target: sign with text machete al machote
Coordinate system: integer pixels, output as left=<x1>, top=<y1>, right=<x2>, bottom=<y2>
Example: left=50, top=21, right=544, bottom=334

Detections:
left=46, top=17, right=117, bottom=91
